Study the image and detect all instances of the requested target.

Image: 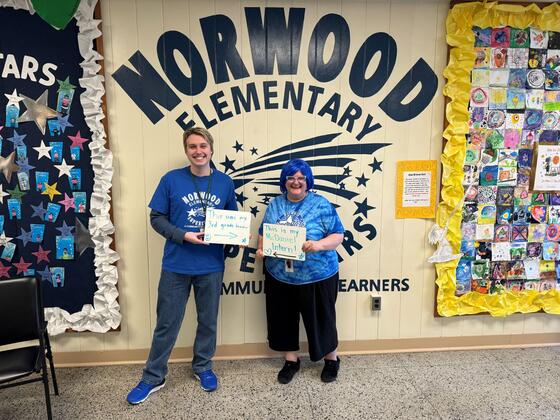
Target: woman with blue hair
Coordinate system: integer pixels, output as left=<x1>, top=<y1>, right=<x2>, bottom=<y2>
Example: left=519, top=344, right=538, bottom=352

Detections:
left=257, top=159, right=344, bottom=384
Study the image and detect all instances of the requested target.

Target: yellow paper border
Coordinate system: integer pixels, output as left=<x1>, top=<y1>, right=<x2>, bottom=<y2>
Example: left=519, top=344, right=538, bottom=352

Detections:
left=396, top=160, right=437, bottom=219
left=437, top=1, right=560, bottom=317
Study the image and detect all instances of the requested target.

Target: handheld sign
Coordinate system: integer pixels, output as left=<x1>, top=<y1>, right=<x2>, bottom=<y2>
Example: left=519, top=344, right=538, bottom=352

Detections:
left=203, top=209, right=251, bottom=246
left=263, top=223, right=306, bottom=261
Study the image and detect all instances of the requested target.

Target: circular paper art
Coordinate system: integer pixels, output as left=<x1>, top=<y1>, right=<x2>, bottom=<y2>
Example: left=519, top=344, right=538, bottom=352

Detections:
left=542, top=111, right=559, bottom=130
left=524, top=110, right=542, bottom=130
left=546, top=224, right=560, bottom=241
left=487, top=110, right=505, bottom=128
left=526, top=69, right=545, bottom=88
left=470, top=87, right=488, bottom=105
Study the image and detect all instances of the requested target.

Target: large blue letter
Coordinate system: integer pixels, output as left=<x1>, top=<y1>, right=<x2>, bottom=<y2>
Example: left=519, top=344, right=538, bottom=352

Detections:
left=157, top=31, right=207, bottom=96
left=200, top=15, right=249, bottom=84
left=112, top=51, right=181, bottom=124
left=308, top=14, right=350, bottom=82
left=245, top=7, right=305, bottom=75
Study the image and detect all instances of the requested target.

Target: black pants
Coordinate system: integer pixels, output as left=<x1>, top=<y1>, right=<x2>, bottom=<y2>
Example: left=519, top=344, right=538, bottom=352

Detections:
left=264, top=268, right=339, bottom=362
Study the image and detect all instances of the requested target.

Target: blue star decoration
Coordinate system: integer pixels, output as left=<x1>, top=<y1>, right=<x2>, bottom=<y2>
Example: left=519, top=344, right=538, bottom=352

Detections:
left=220, top=156, right=236, bottom=173
left=16, top=157, right=35, bottom=175
left=353, top=197, right=375, bottom=217
left=355, top=173, right=369, bottom=187
left=369, top=158, right=383, bottom=173
left=250, top=147, right=258, bottom=156
left=56, top=114, right=74, bottom=133
left=236, top=191, right=248, bottom=207
left=233, top=141, right=243, bottom=153
left=343, top=166, right=351, bottom=176
left=37, top=266, right=52, bottom=282
left=250, top=206, right=260, bottom=217
left=17, top=228, right=34, bottom=247
left=56, top=221, right=75, bottom=236
left=7, top=130, right=27, bottom=148
left=31, top=203, right=47, bottom=220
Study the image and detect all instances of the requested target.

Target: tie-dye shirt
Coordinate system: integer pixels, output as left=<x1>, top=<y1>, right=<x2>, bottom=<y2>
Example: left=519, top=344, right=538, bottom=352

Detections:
left=259, top=192, right=344, bottom=284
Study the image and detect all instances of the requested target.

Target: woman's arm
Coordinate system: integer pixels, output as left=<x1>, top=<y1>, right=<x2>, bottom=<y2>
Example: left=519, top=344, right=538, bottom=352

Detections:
left=256, top=234, right=264, bottom=258
left=302, top=233, right=344, bottom=253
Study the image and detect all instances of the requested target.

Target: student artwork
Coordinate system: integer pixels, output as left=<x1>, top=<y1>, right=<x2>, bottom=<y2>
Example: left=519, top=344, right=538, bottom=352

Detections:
left=438, top=3, right=560, bottom=315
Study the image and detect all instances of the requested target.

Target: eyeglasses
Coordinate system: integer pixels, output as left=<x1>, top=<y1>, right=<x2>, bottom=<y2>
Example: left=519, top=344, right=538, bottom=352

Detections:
left=286, top=176, right=307, bottom=183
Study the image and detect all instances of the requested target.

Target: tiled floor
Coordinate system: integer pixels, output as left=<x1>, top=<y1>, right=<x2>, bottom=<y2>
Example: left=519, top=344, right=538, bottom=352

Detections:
left=1, top=346, right=559, bottom=419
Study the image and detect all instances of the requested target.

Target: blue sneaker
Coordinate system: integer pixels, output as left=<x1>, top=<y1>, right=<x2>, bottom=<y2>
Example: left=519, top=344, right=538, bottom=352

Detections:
left=194, top=369, right=218, bottom=392
left=126, top=379, right=165, bottom=404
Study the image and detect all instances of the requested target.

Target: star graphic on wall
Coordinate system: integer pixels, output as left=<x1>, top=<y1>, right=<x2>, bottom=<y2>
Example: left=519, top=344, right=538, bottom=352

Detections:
left=31, top=202, right=47, bottom=220
left=236, top=191, right=248, bottom=207
left=13, top=257, right=32, bottom=275
left=18, top=90, right=57, bottom=134
left=55, top=159, right=74, bottom=178
left=16, top=157, right=35, bottom=175
left=252, top=186, right=258, bottom=192
left=7, top=130, right=27, bottom=147
left=57, top=221, right=75, bottom=237
left=0, top=152, right=20, bottom=183
left=343, top=166, right=351, bottom=176
left=0, top=232, right=13, bottom=246
left=250, top=206, right=260, bottom=217
left=250, top=147, right=258, bottom=156
left=220, top=156, right=236, bottom=173
left=0, top=185, right=10, bottom=204
left=16, top=228, right=34, bottom=247
left=262, top=196, right=271, bottom=204
left=339, top=182, right=346, bottom=190
left=353, top=197, right=375, bottom=217
left=355, top=173, right=370, bottom=187
left=37, top=266, right=52, bottom=282
left=58, top=193, right=76, bottom=212
left=32, top=245, right=51, bottom=264
left=57, top=76, right=76, bottom=92
left=5, top=88, right=23, bottom=105
left=233, top=141, right=244, bottom=152
left=7, top=185, right=26, bottom=201
left=57, top=114, right=73, bottom=133
left=369, top=158, right=383, bottom=173
left=67, top=131, right=89, bottom=150
left=0, top=262, right=12, bottom=279
left=75, top=218, right=95, bottom=256
left=42, top=182, right=61, bottom=201
left=33, top=140, right=53, bottom=160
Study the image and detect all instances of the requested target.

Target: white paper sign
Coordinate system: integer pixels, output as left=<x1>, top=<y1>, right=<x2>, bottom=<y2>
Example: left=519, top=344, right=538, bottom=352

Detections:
left=263, top=223, right=306, bottom=261
left=203, top=209, right=251, bottom=245
left=402, top=171, right=432, bottom=207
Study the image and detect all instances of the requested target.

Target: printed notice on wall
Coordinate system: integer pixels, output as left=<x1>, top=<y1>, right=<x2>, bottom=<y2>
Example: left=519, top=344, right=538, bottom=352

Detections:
left=396, top=160, right=437, bottom=219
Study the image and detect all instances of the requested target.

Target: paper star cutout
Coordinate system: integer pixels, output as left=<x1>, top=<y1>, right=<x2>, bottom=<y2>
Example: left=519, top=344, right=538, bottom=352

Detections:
left=16, top=157, right=35, bottom=175
left=5, top=88, right=24, bottom=105
left=356, top=173, right=370, bottom=187
left=0, top=262, right=12, bottom=278
left=13, top=257, right=32, bottom=275
left=67, top=131, right=89, bottom=150
left=55, top=159, right=74, bottom=178
left=37, top=266, right=53, bottom=282
left=0, top=185, right=10, bottom=204
left=369, top=158, right=383, bottom=173
left=236, top=191, right=248, bottom=206
left=16, top=228, right=33, bottom=247
left=7, top=185, right=26, bottom=201
left=18, top=90, right=57, bottom=134
left=56, top=114, right=74, bottom=133
left=250, top=147, right=258, bottom=156
left=34, top=140, right=53, bottom=161
left=32, top=245, right=51, bottom=264
left=0, top=232, right=13, bottom=246
left=250, top=206, right=260, bottom=217
left=58, top=193, right=76, bottom=212
left=42, top=182, right=61, bottom=201
left=7, top=130, right=27, bottom=147
left=0, top=152, right=20, bottom=183
left=56, top=221, right=75, bottom=237
left=31, top=203, right=47, bottom=220
left=353, top=198, right=375, bottom=218
left=220, top=156, right=236, bottom=173
left=75, top=218, right=95, bottom=256
left=57, top=76, right=76, bottom=92
left=233, top=141, right=244, bottom=152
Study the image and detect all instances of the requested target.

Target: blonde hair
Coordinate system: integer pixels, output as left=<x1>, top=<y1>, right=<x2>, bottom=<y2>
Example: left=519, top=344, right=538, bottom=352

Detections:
left=182, top=127, right=214, bottom=152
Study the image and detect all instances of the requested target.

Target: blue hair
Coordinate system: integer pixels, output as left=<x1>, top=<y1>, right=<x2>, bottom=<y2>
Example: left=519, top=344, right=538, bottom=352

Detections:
left=279, top=159, right=314, bottom=193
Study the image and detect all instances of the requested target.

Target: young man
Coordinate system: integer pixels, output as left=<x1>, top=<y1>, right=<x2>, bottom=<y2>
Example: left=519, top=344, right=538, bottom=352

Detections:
left=127, top=127, right=237, bottom=404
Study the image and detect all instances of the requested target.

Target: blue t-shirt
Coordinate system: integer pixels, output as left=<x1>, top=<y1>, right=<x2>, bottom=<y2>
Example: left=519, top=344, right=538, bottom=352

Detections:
left=259, top=192, right=344, bottom=284
left=149, top=167, right=237, bottom=275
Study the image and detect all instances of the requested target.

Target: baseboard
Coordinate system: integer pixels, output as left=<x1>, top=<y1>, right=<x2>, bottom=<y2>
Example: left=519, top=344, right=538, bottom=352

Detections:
left=53, top=333, right=560, bottom=367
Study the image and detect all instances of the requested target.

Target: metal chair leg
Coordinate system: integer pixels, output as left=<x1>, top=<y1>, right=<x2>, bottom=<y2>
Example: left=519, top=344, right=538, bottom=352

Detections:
left=44, top=332, right=59, bottom=395
left=41, top=351, right=53, bottom=420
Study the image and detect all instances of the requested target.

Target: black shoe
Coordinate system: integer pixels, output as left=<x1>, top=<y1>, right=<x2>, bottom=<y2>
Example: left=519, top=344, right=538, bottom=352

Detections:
left=321, top=357, right=340, bottom=383
left=277, top=359, right=300, bottom=384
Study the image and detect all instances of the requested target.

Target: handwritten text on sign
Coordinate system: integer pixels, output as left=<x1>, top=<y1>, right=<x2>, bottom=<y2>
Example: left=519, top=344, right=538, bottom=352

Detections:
left=204, top=209, right=251, bottom=245
left=263, top=223, right=306, bottom=261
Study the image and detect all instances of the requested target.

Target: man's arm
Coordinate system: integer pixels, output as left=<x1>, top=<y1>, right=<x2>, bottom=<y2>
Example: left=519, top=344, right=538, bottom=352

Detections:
left=150, top=210, right=186, bottom=244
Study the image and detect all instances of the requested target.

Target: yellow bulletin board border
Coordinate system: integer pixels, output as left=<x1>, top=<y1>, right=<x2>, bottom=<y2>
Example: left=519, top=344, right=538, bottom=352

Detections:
left=396, top=160, right=437, bottom=219
left=436, top=1, right=560, bottom=317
